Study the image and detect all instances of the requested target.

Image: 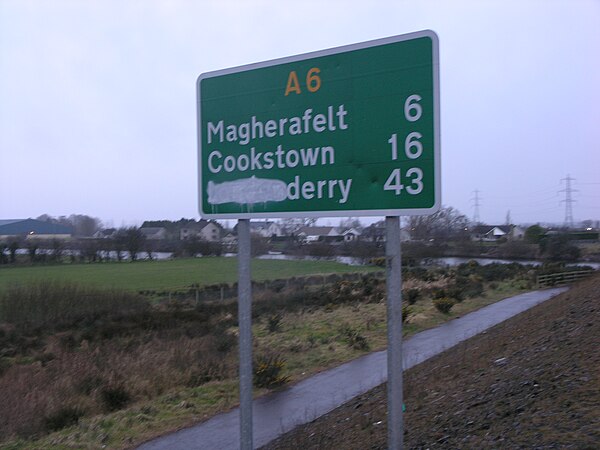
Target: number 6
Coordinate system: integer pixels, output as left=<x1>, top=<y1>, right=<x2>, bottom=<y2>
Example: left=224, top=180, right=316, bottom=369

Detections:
left=404, top=95, right=422, bottom=122
left=405, top=132, right=423, bottom=159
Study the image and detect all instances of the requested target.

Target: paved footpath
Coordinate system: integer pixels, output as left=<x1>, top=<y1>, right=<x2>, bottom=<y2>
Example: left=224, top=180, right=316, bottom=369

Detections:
left=138, top=287, right=568, bottom=450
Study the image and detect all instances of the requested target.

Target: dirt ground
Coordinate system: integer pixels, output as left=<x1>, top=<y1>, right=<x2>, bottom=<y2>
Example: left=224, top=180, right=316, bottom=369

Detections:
left=263, top=274, right=600, bottom=449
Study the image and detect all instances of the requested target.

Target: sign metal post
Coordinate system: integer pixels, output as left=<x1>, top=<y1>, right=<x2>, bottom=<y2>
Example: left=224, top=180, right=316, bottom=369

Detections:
left=237, top=219, right=253, bottom=450
left=386, top=216, right=403, bottom=449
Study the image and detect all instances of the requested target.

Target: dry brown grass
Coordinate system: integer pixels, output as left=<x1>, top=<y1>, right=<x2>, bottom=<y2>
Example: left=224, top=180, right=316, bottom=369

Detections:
left=0, top=331, right=238, bottom=440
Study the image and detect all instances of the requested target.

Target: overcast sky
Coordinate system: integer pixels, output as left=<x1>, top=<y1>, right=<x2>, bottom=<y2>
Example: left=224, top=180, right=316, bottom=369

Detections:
left=1, top=0, right=598, bottom=227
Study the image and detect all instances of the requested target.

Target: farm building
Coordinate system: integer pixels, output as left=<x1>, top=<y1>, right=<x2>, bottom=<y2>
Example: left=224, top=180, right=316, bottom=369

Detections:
left=0, top=219, right=73, bottom=240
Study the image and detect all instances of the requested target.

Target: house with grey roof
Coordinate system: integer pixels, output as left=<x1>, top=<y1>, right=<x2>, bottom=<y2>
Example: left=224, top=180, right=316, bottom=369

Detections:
left=180, top=220, right=222, bottom=242
left=140, top=227, right=168, bottom=240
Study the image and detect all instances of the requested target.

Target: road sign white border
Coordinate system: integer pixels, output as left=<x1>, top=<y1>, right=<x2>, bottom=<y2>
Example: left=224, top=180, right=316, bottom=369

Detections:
left=197, top=30, right=440, bottom=219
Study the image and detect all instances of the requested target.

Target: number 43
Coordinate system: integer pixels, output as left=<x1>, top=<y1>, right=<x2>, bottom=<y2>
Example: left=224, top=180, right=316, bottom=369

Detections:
left=384, top=168, right=423, bottom=195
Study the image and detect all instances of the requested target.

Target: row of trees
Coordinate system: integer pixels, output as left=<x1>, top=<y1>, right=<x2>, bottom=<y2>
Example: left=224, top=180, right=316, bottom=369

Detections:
left=0, top=229, right=228, bottom=266
left=0, top=227, right=146, bottom=264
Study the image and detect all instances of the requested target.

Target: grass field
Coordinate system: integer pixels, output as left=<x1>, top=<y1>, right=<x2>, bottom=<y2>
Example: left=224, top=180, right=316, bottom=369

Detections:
left=0, top=257, right=377, bottom=292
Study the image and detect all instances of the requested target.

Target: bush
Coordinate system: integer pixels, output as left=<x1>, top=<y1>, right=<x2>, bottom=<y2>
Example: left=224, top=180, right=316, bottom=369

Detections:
left=497, top=240, right=537, bottom=259
left=253, top=354, right=290, bottom=389
left=370, top=257, right=386, bottom=267
left=403, top=288, right=420, bottom=305
left=0, top=357, right=11, bottom=376
left=540, top=234, right=581, bottom=261
left=339, top=324, right=370, bottom=350
left=0, top=281, right=149, bottom=330
left=455, top=275, right=484, bottom=298
left=44, top=407, right=84, bottom=432
left=76, top=375, right=104, bottom=396
left=266, top=313, right=283, bottom=333
left=432, top=289, right=447, bottom=300
left=186, top=361, right=228, bottom=387
left=101, top=385, right=131, bottom=412
left=404, top=267, right=437, bottom=281
left=464, top=280, right=484, bottom=298
left=433, top=297, right=455, bottom=314
left=213, top=330, right=236, bottom=353
left=402, top=304, right=413, bottom=323
left=446, top=286, right=465, bottom=302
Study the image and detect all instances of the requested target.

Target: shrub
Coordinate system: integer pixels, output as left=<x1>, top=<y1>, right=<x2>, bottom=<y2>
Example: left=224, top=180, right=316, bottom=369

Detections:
left=76, top=375, right=104, bottom=396
left=432, top=289, right=447, bottom=300
left=464, top=280, right=484, bottom=298
left=540, top=234, right=581, bottom=261
left=403, top=288, right=420, bottom=305
left=446, top=286, right=465, bottom=302
left=186, top=361, right=228, bottom=387
left=0, top=281, right=149, bottom=330
left=101, top=385, right=131, bottom=412
left=370, top=257, right=386, bottom=267
left=405, top=266, right=437, bottom=281
left=0, top=357, right=11, bottom=376
left=253, top=353, right=290, bottom=389
left=402, top=304, right=413, bottom=323
left=266, top=313, right=283, bottom=333
left=455, top=275, right=484, bottom=298
left=433, top=297, right=455, bottom=314
left=44, top=407, right=84, bottom=432
left=214, top=331, right=236, bottom=353
left=339, top=324, right=370, bottom=350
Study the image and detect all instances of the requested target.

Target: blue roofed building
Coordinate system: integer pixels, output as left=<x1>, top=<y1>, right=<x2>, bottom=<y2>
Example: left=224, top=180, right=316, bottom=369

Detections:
left=0, top=219, right=73, bottom=240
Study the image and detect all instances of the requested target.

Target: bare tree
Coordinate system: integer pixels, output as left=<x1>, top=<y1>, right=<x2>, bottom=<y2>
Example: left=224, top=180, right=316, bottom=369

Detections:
left=407, top=206, right=469, bottom=241
left=26, top=241, right=39, bottom=263
left=69, top=214, right=102, bottom=237
left=0, top=243, right=8, bottom=264
left=8, top=241, right=18, bottom=263
left=50, top=238, right=64, bottom=262
left=339, top=217, right=363, bottom=231
left=36, top=213, right=102, bottom=237
left=111, top=231, right=126, bottom=261
left=279, top=217, right=320, bottom=235
left=78, top=239, right=103, bottom=263
left=119, top=227, right=146, bottom=261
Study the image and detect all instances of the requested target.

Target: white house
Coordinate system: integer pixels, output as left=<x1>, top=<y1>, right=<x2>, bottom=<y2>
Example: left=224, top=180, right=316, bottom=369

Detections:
left=180, top=220, right=222, bottom=242
left=471, top=225, right=524, bottom=242
left=341, top=227, right=362, bottom=242
left=297, top=226, right=341, bottom=243
left=249, top=220, right=284, bottom=238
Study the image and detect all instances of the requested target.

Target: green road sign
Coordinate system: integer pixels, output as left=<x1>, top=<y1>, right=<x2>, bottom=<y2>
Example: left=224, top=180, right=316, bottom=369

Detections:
left=197, top=30, right=440, bottom=219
